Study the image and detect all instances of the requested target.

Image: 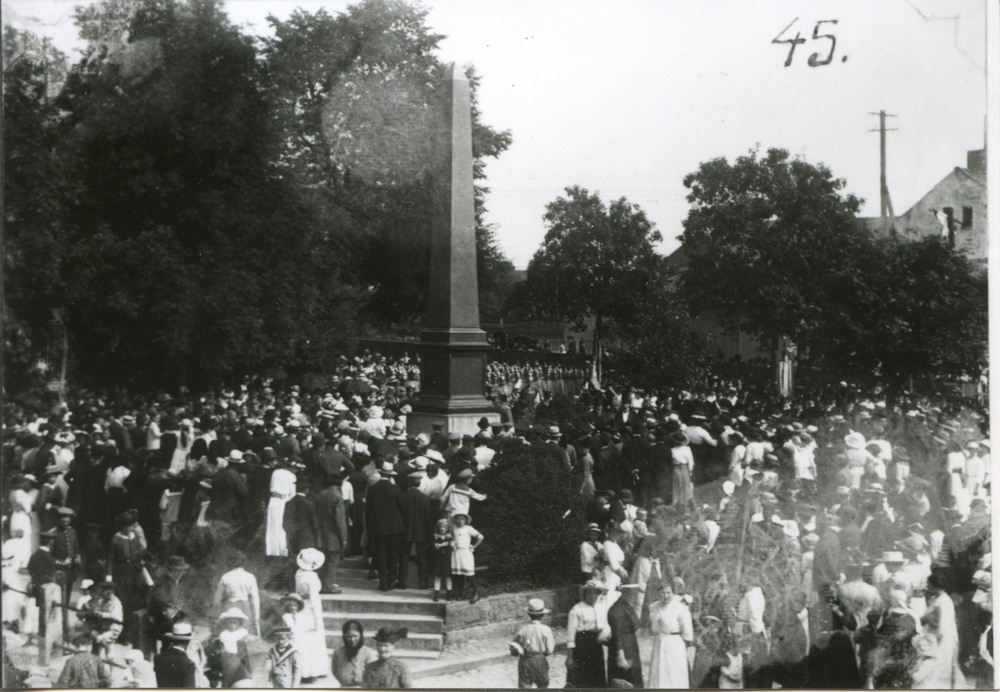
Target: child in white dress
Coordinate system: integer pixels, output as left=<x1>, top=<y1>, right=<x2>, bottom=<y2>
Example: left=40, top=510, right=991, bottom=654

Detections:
left=450, top=513, right=484, bottom=604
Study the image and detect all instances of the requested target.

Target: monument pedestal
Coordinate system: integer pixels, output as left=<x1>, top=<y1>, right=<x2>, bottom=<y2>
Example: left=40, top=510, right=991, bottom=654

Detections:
left=408, top=328, right=499, bottom=437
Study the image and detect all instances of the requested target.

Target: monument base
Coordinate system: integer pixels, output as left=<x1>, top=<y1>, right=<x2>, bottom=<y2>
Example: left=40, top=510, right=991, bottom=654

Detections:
left=407, top=397, right=500, bottom=438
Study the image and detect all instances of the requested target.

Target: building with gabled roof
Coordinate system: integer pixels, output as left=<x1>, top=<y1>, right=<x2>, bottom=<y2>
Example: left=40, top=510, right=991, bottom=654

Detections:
left=860, top=148, right=987, bottom=262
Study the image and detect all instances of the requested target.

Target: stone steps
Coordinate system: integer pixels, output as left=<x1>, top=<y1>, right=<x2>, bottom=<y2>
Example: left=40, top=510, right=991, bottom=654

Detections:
left=325, top=630, right=442, bottom=651
left=322, top=611, right=443, bottom=635
left=318, top=568, right=446, bottom=660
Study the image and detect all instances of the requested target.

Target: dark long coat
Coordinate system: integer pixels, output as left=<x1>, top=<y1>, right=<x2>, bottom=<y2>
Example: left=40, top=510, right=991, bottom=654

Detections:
left=365, top=478, right=405, bottom=536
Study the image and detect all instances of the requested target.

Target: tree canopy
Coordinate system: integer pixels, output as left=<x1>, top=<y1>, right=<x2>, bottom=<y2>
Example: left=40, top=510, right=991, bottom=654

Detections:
left=681, top=147, right=866, bottom=349
left=3, top=0, right=514, bottom=391
left=679, top=147, right=987, bottom=395
left=510, top=185, right=663, bottom=334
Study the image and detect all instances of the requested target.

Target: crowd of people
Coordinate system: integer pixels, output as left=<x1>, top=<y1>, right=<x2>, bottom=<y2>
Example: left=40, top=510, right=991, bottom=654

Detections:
left=0, top=354, right=993, bottom=689
left=526, top=379, right=992, bottom=689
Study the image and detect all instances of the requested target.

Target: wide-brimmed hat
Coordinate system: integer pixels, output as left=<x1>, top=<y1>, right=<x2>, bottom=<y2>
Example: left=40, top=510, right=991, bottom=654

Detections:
left=164, top=555, right=192, bottom=572
left=670, top=432, right=689, bottom=446
left=219, top=607, right=249, bottom=622
left=379, top=461, right=397, bottom=476
left=526, top=598, right=551, bottom=615
left=450, top=512, right=469, bottom=523
left=546, top=425, right=562, bottom=438
left=618, top=489, right=634, bottom=503
left=281, top=593, right=305, bottom=611
left=844, top=432, right=866, bottom=450
left=166, top=622, right=194, bottom=641
left=880, top=551, right=906, bottom=565
left=56, top=506, right=75, bottom=516
left=297, top=547, right=325, bottom=571
left=456, top=468, right=475, bottom=481
left=582, top=579, right=608, bottom=593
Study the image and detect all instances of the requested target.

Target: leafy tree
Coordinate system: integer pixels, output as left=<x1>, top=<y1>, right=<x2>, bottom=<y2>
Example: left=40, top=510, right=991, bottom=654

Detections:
left=3, top=27, right=77, bottom=393
left=511, top=186, right=663, bottom=349
left=261, top=1, right=513, bottom=327
left=679, top=147, right=987, bottom=402
left=821, top=236, right=988, bottom=404
left=680, top=147, right=866, bottom=354
left=5, top=0, right=362, bottom=389
left=605, top=265, right=709, bottom=390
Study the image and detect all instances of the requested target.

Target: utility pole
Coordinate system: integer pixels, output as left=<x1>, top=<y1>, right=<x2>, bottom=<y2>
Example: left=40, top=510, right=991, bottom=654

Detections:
left=869, top=110, right=898, bottom=234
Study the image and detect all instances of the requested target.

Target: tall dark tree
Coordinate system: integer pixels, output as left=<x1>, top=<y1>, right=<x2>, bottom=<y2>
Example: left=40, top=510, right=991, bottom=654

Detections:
left=3, top=27, right=77, bottom=394
left=822, top=236, right=988, bottom=404
left=511, top=186, right=663, bottom=352
left=680, top=147, right=866, bottom=355
left=605, top=264, right=709, bottom=390
left=261, top=1, right=513, bottom=327
left=6, top=0, right=362, bottom=389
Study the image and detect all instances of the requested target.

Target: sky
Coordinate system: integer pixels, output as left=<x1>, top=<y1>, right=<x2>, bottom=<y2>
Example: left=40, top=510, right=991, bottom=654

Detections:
left=3, top=0, right=991, bottom=269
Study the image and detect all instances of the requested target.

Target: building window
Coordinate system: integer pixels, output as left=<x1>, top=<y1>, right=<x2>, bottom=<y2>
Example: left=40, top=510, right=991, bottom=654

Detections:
left=962, top=206, right=973, bottom=229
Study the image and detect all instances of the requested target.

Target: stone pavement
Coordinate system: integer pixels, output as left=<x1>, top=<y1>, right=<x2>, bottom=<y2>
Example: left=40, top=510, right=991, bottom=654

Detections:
left=417, top=634, right=656, bottom=689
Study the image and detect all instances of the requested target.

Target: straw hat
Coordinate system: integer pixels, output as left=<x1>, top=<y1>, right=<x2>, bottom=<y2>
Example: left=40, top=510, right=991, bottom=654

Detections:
left=880, top=551, right=906, bottom=565
left=527, top=598, right=551, bottom=615
left=582, top=579, right=608, bottom=593
left=219, top=607, right=249, bottom=622
left=281, top=593, right=305, bottom=611
left=296, top=547, right=325, bottom=571
left=165, top=622, right=195, bottom=641
left=844, top=432, right=866, bottom=450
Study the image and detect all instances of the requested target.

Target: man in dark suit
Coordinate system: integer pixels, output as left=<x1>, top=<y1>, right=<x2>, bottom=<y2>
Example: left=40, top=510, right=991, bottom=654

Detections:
left=620, top=425, right=652, bottom=504
left=365, top=462, right=406, bottom=591
left=399, top=472, right=432, bottom=589
left=28, top=530, right=57, bottom=603
left=651, top=428, right=674, bottom=505
left=314, top=475, right=348, bottom=594
left=154, top=623, right=197, bottom=688
left=206, top=455, right=249, bottom=528
left=283, top=475, right=319, bottom=557
left=302, top=434, right=352, bottom=490
left=429, top=423, right=449, bottom=455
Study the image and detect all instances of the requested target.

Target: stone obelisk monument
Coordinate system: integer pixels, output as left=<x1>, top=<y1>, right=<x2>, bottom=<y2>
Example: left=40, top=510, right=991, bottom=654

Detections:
left=408, top=64, right=499, bottom=437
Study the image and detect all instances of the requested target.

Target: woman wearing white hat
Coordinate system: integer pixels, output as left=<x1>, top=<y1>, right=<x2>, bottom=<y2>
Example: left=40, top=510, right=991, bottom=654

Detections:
left=293, top=548, right=330, bottom=681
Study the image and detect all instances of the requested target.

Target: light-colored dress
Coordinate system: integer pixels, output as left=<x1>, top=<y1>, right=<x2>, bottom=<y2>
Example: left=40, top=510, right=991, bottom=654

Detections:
left=8, top=489, right=34, bottom=545
left=168, top=431, right=193, bottom=475
left=647, top=597, right=693, bottom=689
left=451, top=524, right=482, bottom=576
left=266, top=469, right=296, bottom=557
left=293, top=569, right=329, bottom=679
left=947, top=451, right=971, bottom=517
left=923, top=591, right=968, bottom=688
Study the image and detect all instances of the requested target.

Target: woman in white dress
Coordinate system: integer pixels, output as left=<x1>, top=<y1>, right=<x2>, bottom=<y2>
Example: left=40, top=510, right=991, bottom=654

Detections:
left=293, top=548, right=330, bottom=681
left=167, top=419, right=194, bottom=475
left=647, top=581, right=694, bottom=689
left=8, top=475, right=37, bottom=551
left=920, top=571, right=967, bottom=688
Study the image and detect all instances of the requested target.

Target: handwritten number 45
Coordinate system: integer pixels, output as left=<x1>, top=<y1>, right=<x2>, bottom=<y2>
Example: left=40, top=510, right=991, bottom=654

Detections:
left=773, top=18, right=838, bottom=67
